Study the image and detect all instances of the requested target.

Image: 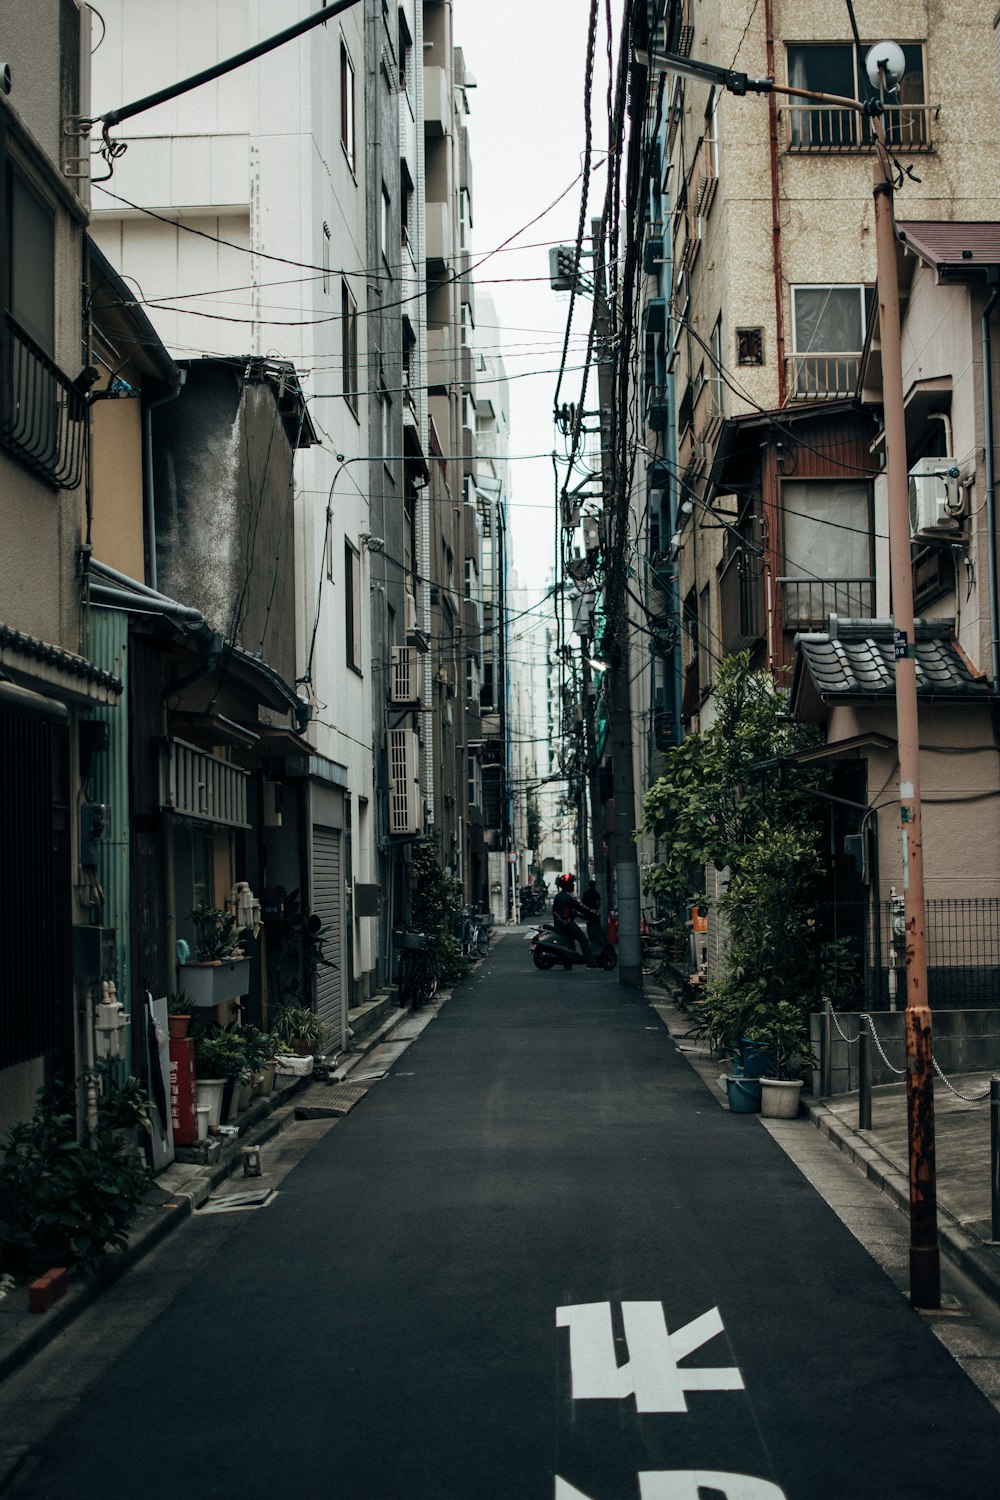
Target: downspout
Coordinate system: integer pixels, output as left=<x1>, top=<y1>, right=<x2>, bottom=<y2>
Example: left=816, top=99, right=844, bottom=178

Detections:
left=143, top=373, right=186, bottom=592
left=980, top=273, right=1000, bottom=689
left=763, top=0, right=787, bottom=406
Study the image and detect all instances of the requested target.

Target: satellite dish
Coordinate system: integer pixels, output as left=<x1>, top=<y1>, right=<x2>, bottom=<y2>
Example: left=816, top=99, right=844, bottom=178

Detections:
left=865, top=41, right=907, bottom=92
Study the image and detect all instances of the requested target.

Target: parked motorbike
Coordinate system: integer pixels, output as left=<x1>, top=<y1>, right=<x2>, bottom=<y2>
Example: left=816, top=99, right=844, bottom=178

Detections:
left=527, top=922, right=618, bottom=971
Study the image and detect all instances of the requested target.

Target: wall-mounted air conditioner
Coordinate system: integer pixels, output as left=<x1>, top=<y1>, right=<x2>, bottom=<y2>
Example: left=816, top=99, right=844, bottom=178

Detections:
left=908, top=457, right=962, bottom=540
left=390, top=645, right=421, bottom=704
left=388, top=727, right=421, bottom=835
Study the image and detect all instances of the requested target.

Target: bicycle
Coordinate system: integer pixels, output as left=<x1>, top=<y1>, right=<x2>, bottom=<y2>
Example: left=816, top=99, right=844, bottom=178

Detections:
left=395, top=930, right=439, bottom=1008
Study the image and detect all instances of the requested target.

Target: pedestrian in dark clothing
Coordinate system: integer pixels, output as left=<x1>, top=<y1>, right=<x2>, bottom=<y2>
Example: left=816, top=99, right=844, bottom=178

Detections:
left=580, top=880, right=604, bottom=959
left=553, top=874, right=596, bottom=966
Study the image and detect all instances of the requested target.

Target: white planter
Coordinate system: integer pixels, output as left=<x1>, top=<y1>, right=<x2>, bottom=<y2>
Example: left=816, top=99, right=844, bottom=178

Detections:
left=760, top=1078, right=804, bottom=1119
left=195, top=1078, right=225, bottom=1130
left=180, top=958, right=251, bottom=1008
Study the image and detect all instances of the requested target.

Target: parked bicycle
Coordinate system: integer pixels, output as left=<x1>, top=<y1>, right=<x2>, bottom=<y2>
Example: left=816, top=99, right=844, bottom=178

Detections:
left=394, top=929, right=438, bottom=1008
left=459, top=903, right=492, bottom=958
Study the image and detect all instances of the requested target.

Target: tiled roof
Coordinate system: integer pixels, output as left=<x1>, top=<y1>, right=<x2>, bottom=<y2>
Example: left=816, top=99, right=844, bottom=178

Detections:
left=0, top=624, right=123, bottom=695
left=794, top=618, right=992, bottom=703
left=897, top=221, right=1000, bottom=272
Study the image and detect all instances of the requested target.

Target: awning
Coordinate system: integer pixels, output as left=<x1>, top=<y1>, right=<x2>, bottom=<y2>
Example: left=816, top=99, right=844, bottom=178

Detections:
left=0, top=623, right=122, bottom=707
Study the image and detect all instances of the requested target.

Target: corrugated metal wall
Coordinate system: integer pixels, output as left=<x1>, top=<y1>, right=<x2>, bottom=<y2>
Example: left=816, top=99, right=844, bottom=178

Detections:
left=312, top=825, right=344, bottom=1051
left=89, top=608, right=132, bottom=1051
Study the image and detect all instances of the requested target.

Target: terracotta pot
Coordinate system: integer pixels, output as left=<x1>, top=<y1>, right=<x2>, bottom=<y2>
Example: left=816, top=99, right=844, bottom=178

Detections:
left=168, top=1013, right=191, bottom=1040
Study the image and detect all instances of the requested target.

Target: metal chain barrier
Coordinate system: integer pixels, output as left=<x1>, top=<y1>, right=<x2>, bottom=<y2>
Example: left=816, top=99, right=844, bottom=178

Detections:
left=864, top=1014, right=906, bottom=1076
left=931, top=1057, right=992, bottom=1103
left=827, top=1001, right=860, bottom=1045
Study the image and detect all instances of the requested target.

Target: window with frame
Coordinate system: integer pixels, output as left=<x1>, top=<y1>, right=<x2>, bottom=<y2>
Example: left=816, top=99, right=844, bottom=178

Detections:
left=790, top=284, right=870, bottom=399
left=345, top=540, right=362, bottom=672
left=341, top=278, right=358, bottom=414
left=340, top=41, right=356, bottom=170
left=380, top=183, right=392, bottom=267
left=380, top=384, right=393, bottom=468
left=467, top=752, right=482, bottom=810
left=785, top=42, right=928, bottom=151
left=2, top=158, right=85, bottom=488
left=780, top=480, right=872, bottom=629
left=398, top=7, right=413, bottom=98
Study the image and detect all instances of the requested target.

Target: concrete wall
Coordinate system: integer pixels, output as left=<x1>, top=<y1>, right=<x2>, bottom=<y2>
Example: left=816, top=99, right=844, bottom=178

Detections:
left=810, top=1008, right=1000, bottom=1096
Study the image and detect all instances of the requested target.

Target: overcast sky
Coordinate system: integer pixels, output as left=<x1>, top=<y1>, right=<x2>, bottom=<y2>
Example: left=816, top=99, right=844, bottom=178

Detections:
left=461, top=2, right=611, bottom=592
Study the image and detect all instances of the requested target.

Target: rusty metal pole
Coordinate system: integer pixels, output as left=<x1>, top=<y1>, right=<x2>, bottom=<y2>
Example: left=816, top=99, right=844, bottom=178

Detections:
left=871, top=115, right=940, bottom=1309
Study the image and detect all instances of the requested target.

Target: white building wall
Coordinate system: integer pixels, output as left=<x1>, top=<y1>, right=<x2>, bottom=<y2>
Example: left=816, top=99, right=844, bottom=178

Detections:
left=90, top=1, right=375, bottom=1004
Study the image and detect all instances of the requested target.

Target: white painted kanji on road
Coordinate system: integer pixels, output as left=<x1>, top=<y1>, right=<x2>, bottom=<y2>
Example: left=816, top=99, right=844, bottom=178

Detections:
left=555, top=1473, right=788, bottom=1499
left=556, top=1301, right=745, bottom=1413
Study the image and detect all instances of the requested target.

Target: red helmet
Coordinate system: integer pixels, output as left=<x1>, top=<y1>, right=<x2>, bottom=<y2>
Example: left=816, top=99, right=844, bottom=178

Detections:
left=556, top=873, right=575, bottom=890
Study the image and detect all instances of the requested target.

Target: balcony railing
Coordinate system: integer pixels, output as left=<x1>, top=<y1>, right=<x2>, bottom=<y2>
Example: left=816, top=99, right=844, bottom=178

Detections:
left=779, top=576, right=874, bottom=631
left=785, top=102, right=935, bottom=154
left=785, top=352, right=860, bottom=401
left=1, top=314, right=87, bottom=489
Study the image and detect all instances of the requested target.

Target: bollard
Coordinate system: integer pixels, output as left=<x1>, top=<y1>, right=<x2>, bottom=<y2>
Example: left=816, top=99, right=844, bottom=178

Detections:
left=820, top=1001, right=832, bottom=1099
left=859, top=1015, right=872, bottom=1132
left=992, top=1079, right=1000, bottom=1243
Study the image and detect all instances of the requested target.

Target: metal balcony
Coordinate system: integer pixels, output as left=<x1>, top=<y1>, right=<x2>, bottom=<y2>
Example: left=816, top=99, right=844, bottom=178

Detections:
left=779, top=576, right=874, bottom=632
left=1, top=314, right=87, bottom=489
left=785, top=102, right=935, bottom=154
left=785, top=352, right=860, bottom=401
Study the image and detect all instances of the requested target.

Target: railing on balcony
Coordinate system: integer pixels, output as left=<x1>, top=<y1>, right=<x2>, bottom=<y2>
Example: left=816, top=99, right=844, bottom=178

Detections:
left=785, top=102, right=935, bottom=154
left=0, top=314, right=87, bottom=489
left=779, top=576, right=874, bottom=631
left=785, top=351, right=860, bottom=401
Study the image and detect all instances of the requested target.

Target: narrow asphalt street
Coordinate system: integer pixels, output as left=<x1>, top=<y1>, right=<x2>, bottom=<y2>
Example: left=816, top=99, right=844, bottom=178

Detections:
left=3, top=932, right=1000, bottom=1500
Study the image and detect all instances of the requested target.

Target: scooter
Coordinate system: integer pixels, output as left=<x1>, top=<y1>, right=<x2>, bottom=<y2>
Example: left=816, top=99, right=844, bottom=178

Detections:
left=527, top=921, right=618, bottom=971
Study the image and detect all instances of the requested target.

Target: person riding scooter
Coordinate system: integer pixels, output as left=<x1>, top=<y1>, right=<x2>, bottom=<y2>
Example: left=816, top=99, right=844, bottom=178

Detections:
left=552, top=874, right=596, bottom=967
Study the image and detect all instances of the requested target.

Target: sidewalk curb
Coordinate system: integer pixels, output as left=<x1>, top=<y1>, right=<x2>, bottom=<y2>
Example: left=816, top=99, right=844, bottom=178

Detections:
left=0, top=999, right=420, bottom=1387
left=804, top=1096, right=1000, bottom=1309
left=646, top=980, right=1000, bottom=1312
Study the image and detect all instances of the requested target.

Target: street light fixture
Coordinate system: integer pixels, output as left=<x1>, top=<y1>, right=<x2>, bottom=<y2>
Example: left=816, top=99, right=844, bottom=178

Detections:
left=642, top=41, right=940, bottom=1309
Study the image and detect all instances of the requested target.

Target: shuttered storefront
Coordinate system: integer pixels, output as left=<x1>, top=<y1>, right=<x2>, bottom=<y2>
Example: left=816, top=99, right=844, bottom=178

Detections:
left=312, top=825, right=345, bottom=1049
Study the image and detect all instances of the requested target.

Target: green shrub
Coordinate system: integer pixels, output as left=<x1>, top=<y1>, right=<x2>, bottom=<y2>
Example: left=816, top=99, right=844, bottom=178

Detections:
left=435, top=932, right=470, bottom=987
left=0, top=1072, right=151, bottom=1274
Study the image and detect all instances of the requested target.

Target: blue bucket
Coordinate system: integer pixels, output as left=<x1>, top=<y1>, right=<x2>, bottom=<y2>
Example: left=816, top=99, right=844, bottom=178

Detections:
left=740, top=1041, right=776, bottom=1079
left=725, top=1075, right=762, bottom=1113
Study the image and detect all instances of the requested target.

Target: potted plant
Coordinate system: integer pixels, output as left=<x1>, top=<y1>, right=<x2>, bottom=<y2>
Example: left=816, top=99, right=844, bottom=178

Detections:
left=181, top=905, right=252, bottom=1008
left=743, top=1000, right=816, bottom=1118
left=272, top=1005, right=327, bottom=1058
left=194, top=1030, right=249, bottom=1127
left=167, top=993, right=192, bottom=1039
left=244, top=1029, right=280, bottom=1098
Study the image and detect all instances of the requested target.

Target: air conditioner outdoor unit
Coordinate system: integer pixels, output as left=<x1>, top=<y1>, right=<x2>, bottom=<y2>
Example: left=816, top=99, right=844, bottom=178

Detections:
left=388, top=727, right=421, bottom=835
left=908, top=457, right=962, bottom=540
left=390, top=645, right=421, bottom=704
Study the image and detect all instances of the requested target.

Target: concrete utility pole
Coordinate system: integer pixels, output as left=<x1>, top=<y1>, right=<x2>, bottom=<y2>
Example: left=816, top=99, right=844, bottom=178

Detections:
left=640, top=43, right=940, bottom=1306
left=592, top=218, right=643, bottom=988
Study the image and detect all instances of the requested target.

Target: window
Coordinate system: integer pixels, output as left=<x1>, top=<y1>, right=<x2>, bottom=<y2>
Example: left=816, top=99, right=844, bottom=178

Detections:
left=380, top=384, right=393, bottom=470
left=341, top=279, right=358, bottom=414
left=345, top=541, right=362, bottom=672
left=698, top=585, right=713, bottom=695
left=461, top=301, right=473, bottom=347
left=786, top=42, right=928, bottom=151
left=458, top=189, right=471, bottom=252
left=340, top=41, right=356, bottom=170
left=736, top=326, right=764, bottom=366
left=466, top=653, right=480, bottom=703
left=780, top=481, right=872, bottom=628
left=1, top=160, right=85, bottom=489
left=710, top=316, right=723, bottom=418
left=380, top=182, right=391, bottom=265
left=398, top=7, right=413, bottom=98
left=400, top=160, right=413, bottom=248
left=467, top=752, right=482, bottom=810
left=9, top=168, right=55, bottom=352
left=790, top=285, right=870, bottom=398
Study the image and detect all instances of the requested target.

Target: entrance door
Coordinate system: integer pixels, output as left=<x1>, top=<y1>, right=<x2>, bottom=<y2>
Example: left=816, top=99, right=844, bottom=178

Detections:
left=312, top=825, right=345, bottom=1050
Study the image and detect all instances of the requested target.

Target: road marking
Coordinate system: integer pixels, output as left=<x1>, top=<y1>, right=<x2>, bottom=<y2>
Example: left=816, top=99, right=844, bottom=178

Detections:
left=556, top=1301, right=744, bottom=1413
left=556, top=1474, right=788, bottom=1499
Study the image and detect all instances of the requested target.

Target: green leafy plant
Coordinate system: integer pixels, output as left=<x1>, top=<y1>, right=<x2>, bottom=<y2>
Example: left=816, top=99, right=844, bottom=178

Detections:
left=242, top=1028, right=280, bottom=1076
left=264, top=888, right=336, bottom=1009
left=271, top=1005, right=327, bottom=1054
left=167, top=992, right=192, bottom=1014
left=189, top=905, right=246, bottom=962
left=436, top=932, right=470, bottom=987
left=193, top=1030, right=250, bottom=1081
left=409, top=839, right=470, bottom=986
left=743, top=999, right=817, bottom=1081
left=0, top=1074, right=151, bottom=1274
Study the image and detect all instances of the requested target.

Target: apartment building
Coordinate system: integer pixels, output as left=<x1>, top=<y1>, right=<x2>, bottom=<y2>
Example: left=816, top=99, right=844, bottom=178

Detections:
left=648, top=0, right=1000, bottom=991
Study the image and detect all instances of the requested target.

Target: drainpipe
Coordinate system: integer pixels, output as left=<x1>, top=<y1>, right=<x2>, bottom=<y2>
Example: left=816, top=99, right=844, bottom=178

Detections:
left=763, top=0, right=787, bottom=406
left=143, top=374, right=186, bottom=592
left=980, top=274, right=1000, bottom=690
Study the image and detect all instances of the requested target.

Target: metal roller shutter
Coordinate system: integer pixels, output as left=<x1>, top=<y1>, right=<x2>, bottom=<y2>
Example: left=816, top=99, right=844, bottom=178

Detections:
left=312, top=825, right=344, bottom=1049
